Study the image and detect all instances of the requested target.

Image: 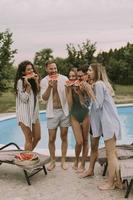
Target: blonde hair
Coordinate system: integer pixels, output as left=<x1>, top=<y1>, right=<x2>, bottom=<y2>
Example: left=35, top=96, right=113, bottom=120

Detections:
left=90, top=63, right=115, bottom=97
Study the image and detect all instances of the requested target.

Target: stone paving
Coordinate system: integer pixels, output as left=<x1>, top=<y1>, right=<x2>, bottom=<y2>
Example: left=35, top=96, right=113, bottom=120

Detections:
left=0, top=162, right=132, bottom=200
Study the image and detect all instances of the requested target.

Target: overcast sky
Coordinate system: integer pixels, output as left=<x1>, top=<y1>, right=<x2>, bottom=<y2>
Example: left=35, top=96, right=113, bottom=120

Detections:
left=0, top=0, right=133, bottom=64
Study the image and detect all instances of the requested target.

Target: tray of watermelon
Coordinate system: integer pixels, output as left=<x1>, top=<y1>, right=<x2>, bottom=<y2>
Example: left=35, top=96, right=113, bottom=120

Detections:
left=14, top=152, right=39, bottom=166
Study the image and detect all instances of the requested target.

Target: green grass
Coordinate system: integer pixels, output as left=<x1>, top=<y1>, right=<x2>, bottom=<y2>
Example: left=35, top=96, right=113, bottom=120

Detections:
left=0, top=85, right=133, bottom=113
left=0, top=91, right=46, bottom=113
left=114, top=85, right=133, bottom=96
left=0, top=91, right=16, bottom=113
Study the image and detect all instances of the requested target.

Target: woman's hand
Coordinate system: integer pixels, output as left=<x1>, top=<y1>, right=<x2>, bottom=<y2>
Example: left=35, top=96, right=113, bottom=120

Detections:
left=83, top=82, right=92, bottom=91
left=24, top=77, right=31, bottom=93
left=65, top=85, right=72, bottom=94
left=33, top=73, right=40, bottom=91
left=83, top=82, right=96, bottom=101
left=79, top=81, right=85, bottom=91
left=33, top=73, right=39, bottom=82
left=73, top=86, right=81, bottom=95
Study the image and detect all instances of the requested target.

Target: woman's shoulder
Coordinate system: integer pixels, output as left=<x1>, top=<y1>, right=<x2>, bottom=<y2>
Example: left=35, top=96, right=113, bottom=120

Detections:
left=17, top=79, right=23, bottom=85
left=95, top=80, right=105, bottom=87
left=16, top=79, right=23, bottom=90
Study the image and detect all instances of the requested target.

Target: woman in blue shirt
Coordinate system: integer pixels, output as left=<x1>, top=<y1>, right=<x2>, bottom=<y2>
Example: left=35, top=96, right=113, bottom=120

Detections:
left=80, top=63, right=122, bottom=190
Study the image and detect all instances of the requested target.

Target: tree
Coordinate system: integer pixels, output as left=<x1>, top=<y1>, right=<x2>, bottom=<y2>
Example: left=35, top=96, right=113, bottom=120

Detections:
left=97, top=42, right=133, bottom=84
left=33, top=48, right=54, bottom=78
left=55, top=57, right=70, bottom=76
left=0, top=30, right=17, bottom=93
left=66, top=40, right=96, bottom=68
left=123, top=43, right=133, bottom=84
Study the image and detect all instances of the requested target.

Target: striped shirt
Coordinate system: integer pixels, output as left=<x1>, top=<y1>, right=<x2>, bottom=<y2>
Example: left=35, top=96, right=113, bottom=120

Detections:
left=16, top=79, right=39, bottom=130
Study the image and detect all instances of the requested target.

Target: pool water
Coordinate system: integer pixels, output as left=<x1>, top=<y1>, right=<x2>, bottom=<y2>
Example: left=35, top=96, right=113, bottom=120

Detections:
left=0, top=106, right=133, bottom=149
left=100, top=106, right=133, bottom=146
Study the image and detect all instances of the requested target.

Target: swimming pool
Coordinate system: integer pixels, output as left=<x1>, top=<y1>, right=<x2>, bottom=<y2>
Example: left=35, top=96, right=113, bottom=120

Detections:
left=0, top=105, right=133, bottom=150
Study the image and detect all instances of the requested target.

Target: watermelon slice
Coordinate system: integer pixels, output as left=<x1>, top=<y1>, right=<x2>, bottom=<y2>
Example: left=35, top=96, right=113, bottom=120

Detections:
left=49, top=74, right=59, bottom=81
left=73, top=80, right=81, bottom=86
left=23, top=71, right=34, bottom=79
left=25, top=71, right=33, bottom=75
left=65, top=80, right=76, bottom=86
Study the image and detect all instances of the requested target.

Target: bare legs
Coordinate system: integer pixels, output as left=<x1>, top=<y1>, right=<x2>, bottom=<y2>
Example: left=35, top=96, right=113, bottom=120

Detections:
left=20, top=121, right=41, bottom=151
left=32, top=120, right=41, bottom=150
left=80, top=116, right=89, bottom=170
left=81, top=134, right=121, bottom=189
left=47, top=127, right=68, bottom=171
left=80, top=136, right=100, bottom=177
left=71, top=115, right=89, bottom=172
left=20, top=123, right=33, bottom=150
left=60, top=127, right=68, bottom=170
left=80, top=135, right=121, bottom=189
left=71, top=116, right=83, bottom=170
left=47, top=129, right=57, bottom=171
left=99, top=136, right=121, bottom=190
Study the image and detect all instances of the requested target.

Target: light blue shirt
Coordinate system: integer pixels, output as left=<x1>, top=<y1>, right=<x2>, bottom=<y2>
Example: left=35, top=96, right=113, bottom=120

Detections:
left=90, top=81, right=122, bottom=141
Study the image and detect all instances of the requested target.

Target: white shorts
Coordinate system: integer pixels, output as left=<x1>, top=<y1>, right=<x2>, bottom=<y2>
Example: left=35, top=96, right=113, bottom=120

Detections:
left=47, top=109, right=70, bottom=129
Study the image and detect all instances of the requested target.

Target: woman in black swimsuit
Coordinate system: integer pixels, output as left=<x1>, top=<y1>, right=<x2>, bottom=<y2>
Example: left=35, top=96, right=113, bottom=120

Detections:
left=66, top=67, right=90, bottom=172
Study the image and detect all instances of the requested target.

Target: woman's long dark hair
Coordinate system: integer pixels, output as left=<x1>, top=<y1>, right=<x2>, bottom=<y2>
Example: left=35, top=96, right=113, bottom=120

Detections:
left=14, top=60, right=40, bottom=96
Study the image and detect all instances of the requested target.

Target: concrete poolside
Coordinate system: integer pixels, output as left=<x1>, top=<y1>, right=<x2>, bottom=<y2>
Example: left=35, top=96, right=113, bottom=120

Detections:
left=0, top=112, right=16, bottom=119
left=0, top=161, right=133, bottom=200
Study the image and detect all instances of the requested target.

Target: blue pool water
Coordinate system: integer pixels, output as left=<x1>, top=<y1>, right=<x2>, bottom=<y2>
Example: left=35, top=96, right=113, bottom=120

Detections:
left=0, top=105, right=133, bottom=149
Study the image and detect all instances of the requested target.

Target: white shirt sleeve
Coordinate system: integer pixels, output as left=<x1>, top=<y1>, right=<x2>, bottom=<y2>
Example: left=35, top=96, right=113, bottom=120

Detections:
left=40, top=77, right=49, bottom=101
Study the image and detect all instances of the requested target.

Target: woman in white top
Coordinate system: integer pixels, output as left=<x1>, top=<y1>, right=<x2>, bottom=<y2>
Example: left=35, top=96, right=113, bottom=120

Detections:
left=14, top=60, right=41, bottom=151
left=80, top=63, right=122, bottom=190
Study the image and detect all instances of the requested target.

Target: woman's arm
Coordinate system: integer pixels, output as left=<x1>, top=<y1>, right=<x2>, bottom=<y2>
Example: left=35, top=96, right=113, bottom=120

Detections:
left=65, top=86, right=73, bottom=110
left=17, top=79, right=30, bottom=103
left=82, top=82, right=96, bottom=101
left=92, top=81, right=105, bottom=109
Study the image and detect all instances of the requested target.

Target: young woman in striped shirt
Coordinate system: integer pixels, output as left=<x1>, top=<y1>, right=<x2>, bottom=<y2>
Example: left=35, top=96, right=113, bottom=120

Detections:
left=14, top=60, right=41, bottom=151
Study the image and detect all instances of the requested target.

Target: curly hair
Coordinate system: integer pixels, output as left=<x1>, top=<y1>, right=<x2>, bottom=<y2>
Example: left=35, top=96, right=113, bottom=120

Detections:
left=14, top=60, right=40, bottom=96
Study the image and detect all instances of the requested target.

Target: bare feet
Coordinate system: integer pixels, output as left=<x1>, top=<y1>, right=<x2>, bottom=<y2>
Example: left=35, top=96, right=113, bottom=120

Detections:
left=72, top=161, right=78, bottom=170
left=72, top=165, right=78, bottom=170
left=47, top=161, right=56, bottom=171
left=79, top=170, right=94, bottom=178
left=98, top=182, right=115, bottom=190
left=75, top=162, right=85, bottom=173
left=61, top=162, right=68, bottom=170
left=76, top=166, right=85, bottom=173
left=114, top=181, right=123, bottom=189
